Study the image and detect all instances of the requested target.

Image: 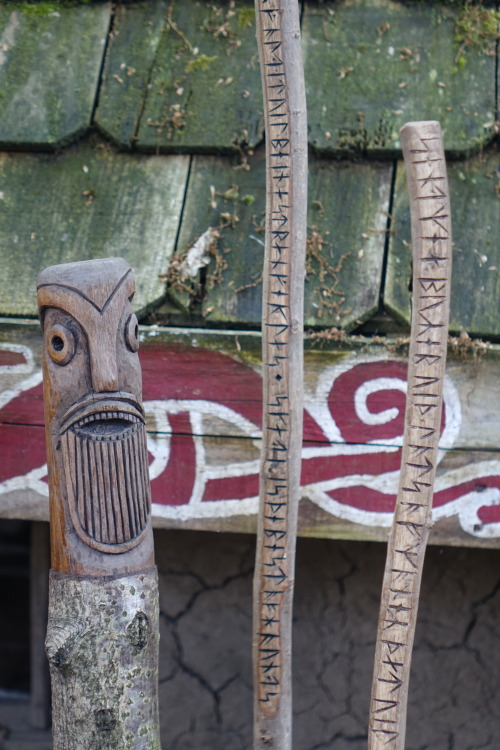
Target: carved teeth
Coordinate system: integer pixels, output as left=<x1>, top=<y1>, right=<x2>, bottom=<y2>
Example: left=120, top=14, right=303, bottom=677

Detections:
left=75, top=411, right=140, bottom=426
left=71, top=410, right=142, bottom=440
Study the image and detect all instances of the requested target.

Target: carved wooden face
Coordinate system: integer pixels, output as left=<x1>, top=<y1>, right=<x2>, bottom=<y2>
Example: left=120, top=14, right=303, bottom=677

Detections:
left=37, top=258, right=151, bottom=556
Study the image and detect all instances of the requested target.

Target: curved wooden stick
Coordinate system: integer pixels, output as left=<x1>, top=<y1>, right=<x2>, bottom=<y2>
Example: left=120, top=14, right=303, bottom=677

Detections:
left=368, top=121, right=452, bottom=750
left=252, top=1, right=307, bottom=748
left=38, top=258, right=160, bottom=749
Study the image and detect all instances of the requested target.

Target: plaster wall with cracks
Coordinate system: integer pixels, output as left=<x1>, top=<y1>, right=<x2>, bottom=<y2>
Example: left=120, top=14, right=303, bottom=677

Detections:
left=152, top=529, right=500, bottom=750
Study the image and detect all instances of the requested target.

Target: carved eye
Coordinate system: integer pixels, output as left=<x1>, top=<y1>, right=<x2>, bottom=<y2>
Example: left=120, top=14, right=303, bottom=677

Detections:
left=47, top=324, right=76, bottom=366
left=125, top=314, right=139, bottom=353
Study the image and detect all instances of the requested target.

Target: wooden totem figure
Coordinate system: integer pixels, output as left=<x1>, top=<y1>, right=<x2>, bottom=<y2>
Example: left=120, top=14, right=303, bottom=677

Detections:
left=37, top=258, right=160, bottom=749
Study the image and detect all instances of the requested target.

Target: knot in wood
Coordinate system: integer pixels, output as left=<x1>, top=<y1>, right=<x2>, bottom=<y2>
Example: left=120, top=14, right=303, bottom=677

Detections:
left=126, top=610, right=150, bottom=650
left=260, top=732, right=273, bottom=745
left=45, top=618, right=92, bottom=671
left=94, top=708, right=117, bottom=732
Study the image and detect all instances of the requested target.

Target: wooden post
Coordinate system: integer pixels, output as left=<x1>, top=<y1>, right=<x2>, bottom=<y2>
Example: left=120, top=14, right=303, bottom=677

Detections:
left=252, top=0, right=307, bottom=748
left=368, top=121, right=452, bottom=750
left=37, top=258, right=161, bottom=749
left=29, top=521, right=51, bottom=730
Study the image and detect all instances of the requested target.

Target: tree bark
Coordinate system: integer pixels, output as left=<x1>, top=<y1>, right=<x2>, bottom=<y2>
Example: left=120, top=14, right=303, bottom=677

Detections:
left=368, top=121, right=452, bottom=750
left=47, top=569, right=160, bottom=750
left=252, top=1, right=307, bottom=748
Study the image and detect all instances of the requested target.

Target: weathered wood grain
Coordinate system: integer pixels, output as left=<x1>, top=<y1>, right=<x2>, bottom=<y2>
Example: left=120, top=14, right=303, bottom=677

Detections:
left=0, top=4, right=111, bottom=149
left=304, top=159, right=392, bottom=329
left=2, top=322, right=500, bottom=549
left=387, top=148, right=500, bottom=337
left=95, top=0, right=170, bottom=147
left=369, top=121, right=452, bottom=750
left=0, top=141, right=189, bottom=317
left=133, top=0, right=262, bottom=152
left=303, top=0, right=496, bottom=157
left=173, top=150, right=391, bottom=328
left=252, top=0, right=307, bottom=745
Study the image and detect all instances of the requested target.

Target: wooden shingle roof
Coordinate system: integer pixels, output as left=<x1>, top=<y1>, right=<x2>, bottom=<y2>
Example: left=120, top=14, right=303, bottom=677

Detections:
left=1, top=0, right=499, bottom=335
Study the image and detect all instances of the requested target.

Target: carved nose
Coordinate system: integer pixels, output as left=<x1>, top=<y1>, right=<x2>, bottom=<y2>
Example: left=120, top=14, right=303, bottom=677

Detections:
left=89, top=348, right=119, bottom=393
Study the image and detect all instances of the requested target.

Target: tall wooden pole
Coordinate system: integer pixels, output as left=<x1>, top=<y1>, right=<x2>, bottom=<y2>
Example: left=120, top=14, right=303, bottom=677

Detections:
left=368, top=121, right=452, bottom=750
left=252, top=0, right=307, bottom=748
left=37, top=258, right=161, bottom=749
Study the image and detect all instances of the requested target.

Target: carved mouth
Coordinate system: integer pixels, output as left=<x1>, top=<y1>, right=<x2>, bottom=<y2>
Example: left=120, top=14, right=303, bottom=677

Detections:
left=61, top=396, right=144, bottom=437
left=72, top=410, right=143, bottom=442
left=60, top=399, right=150, bottom=552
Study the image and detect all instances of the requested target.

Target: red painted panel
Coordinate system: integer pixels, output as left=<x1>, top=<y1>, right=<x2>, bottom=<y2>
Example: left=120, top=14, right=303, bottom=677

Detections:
left=0, top=350, right=26, bottom=366
left=1, top=343, right=500, bottom=542
left=0, top=423, right=47, bottom=484
left=150, top=412, right=196, bottom=506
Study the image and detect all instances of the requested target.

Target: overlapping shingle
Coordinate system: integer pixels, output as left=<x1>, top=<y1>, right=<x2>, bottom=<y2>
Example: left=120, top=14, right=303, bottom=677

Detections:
left=0, top=4, right=110, bottom=149
left=387, top=149, right=500, bottom=337
left=96, top=0, right=263, bottom=152
left=303, top=0, right=496, bottom=157
left=0, top=140, right=189, bottom=316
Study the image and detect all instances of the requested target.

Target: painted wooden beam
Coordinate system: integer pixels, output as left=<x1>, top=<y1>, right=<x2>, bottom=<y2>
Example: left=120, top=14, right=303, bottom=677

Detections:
left=1, top=321, right=500, bottom=548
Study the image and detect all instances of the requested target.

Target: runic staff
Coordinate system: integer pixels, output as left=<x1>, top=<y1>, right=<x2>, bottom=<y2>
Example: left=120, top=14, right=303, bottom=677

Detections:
left=38, top=258, right=161, bottom=749
left=252, top=0, right=307, bottom=748
left=368, top=121, right=452, bottom=750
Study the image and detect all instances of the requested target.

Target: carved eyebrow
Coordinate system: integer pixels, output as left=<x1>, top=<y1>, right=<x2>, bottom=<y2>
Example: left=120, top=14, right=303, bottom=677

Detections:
left=101, top=268, right=133, bottom=313
left=37, top=268, right=133, bottom=314
left=37, top=283, right=103, bottom=313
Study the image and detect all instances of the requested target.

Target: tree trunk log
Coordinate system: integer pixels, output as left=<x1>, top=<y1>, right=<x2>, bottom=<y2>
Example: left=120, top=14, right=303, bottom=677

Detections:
left=46, top=568, right=160, bottom=749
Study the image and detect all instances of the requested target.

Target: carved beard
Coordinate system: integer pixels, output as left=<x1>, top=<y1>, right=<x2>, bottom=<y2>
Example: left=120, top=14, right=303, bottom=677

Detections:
left=60, top=405, right=151, bottom=553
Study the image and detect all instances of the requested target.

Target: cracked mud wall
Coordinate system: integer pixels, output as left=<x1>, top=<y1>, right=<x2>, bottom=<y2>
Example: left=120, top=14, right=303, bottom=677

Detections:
left=155, top=530, right=500, bottom=750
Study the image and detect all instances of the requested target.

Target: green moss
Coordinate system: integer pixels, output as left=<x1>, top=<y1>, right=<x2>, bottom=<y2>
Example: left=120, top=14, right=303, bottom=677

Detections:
left=237, top=7, right=255, bottom=27
left=454, top=3, right=500, bottom=63
left=451, top=54, right=468, bottom=74
left=19, top=1, right=60, bottom=15
left=18, top=0, right=92, bottom=14
left=185, top=53, right=218, bottom=73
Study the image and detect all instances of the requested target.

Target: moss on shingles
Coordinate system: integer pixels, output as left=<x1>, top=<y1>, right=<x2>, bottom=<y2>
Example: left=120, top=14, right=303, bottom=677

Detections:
left=135, top=0, right=261, bottom=152
left=0, top=138, right=189, bottom=317
left=0, top=3, right=111, bottom=148
left=454, top=2, right=500, bottom=64
left=15, top=0, right=97, bottom=14
left=237, top=6, right=254, bottom=26
left=19, top=2, right=61, bottom=15
left=310, top=0, right=494, bottom=6
left=185, top=54, right=218, bottom=74
left=304, top=0, right=496, bottom=157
